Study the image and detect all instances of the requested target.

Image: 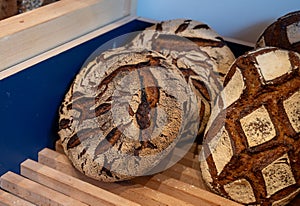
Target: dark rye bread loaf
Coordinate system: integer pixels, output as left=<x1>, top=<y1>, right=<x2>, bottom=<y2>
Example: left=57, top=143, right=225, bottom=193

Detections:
left=0, top=0, right=17, bottom=20
left=200, top=47, right=300, bottom=205
left=256, top=10, right=300, bottom=53
left=58, top=48, right=199, bottom=182
left=130, top=19, right=226, bottom=139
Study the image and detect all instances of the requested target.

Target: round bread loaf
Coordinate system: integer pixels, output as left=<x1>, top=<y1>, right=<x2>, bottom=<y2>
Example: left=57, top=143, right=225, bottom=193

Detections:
left=256, top=10, right=300, bottom=53
left=200, top=47, right=300, bottom=205
left=58, top=48, right=199, bottom=182
left=129, top=19, right=226, bottom=139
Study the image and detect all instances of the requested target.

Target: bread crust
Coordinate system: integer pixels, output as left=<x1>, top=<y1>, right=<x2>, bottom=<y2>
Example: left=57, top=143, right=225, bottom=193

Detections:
left=256, top=10, right=300, bottom=53
left=130, top=19, right=231, bottom=139
left=58, top=48, right=199, bottom=182
left=200, top=47, right=300, bottom=205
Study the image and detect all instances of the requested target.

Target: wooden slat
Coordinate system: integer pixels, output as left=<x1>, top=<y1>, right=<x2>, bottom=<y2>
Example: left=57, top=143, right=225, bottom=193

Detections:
left=178, top=152, right=201, bottom=170
left=134, top=174, right=241, bottom=206
left=20, top=159, right=140, bottom=206
left=0, top=189, right=36, bottom=206
left=0, top=172, right=87, bottom=206
left=0, top=0, right=136, bottom=72
left=160, top=163, right=207, bottom=188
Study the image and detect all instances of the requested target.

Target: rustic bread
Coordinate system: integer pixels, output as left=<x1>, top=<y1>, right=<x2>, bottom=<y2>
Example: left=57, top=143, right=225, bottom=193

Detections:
left=200, top=47, right=300, bottom=205
left=130, top=19, right=226, bottom=139
left=256, top=10, right=300, bottom=53
left=135, top=19, right=236, bottom=79
left=58, top=48, right=199, bottom=182
left=0, top=0, right=17, bottom=20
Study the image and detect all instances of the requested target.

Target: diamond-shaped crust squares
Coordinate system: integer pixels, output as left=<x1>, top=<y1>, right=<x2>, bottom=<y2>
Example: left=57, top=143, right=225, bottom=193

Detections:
left=240, top=105, right=276, bottom=148
left=284, top=90, right=300, bottom=133
left=262, top=154, right=296, bottom=197
left=200, top=47, right=300, bottom=206
left=256, top=49, right=293, bottom=82
left=223, top=179, right=256, bottom=204
left=208, top=126, right=233, bottom=175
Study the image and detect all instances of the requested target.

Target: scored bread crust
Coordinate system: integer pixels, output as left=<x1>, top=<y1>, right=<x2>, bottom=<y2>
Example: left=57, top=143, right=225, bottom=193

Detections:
left=58, top=48, right=199, bottom=182
left=256, top=10, right=300, bottom=53
left=141, top=19, right=236, bottom=79
left=129, top=19, right=230, bottom=138
left=200, top=47, right=300, bottom=205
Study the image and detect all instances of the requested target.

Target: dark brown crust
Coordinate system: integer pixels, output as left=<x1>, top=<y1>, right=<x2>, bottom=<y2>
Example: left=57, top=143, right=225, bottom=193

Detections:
left=174, top=20, right=191, bottom=34
left=193, top=24, right=210, bottom=30
left=204, top=48, right=300, bottom=205
left=0, top=0, right=17, bottom=20
left=191, top=79, right=211, bottom=102
left=186, top=37, right=226, bottom=48
left=256, top=10, right=300, bottom=53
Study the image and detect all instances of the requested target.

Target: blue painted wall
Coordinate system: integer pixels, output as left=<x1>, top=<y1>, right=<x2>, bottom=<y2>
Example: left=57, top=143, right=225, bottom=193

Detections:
left=137, top=0, right=300, bottom=43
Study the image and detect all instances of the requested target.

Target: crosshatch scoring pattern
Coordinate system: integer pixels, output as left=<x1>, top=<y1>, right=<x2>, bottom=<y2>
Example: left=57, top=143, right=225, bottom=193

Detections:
left=200, top=47, right=300, bottom=205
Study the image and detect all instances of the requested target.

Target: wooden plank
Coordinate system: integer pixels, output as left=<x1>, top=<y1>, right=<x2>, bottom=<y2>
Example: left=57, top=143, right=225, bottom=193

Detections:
left=133, top=176, right=214, bottom=206
left=21, top=159, right=141, bottom=206
left=0, top=172, right=87, bottom=206
left=161, top=162, right=207, bottom=188
left=0, top=189, right=36, bottom=206
left=178, top=153, right=201, bottom=170
left=55, top=140, right=64, bottom=154
left=0, top=0, right=136, bottom=72
left=133, top=174, right=242, bottom=206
